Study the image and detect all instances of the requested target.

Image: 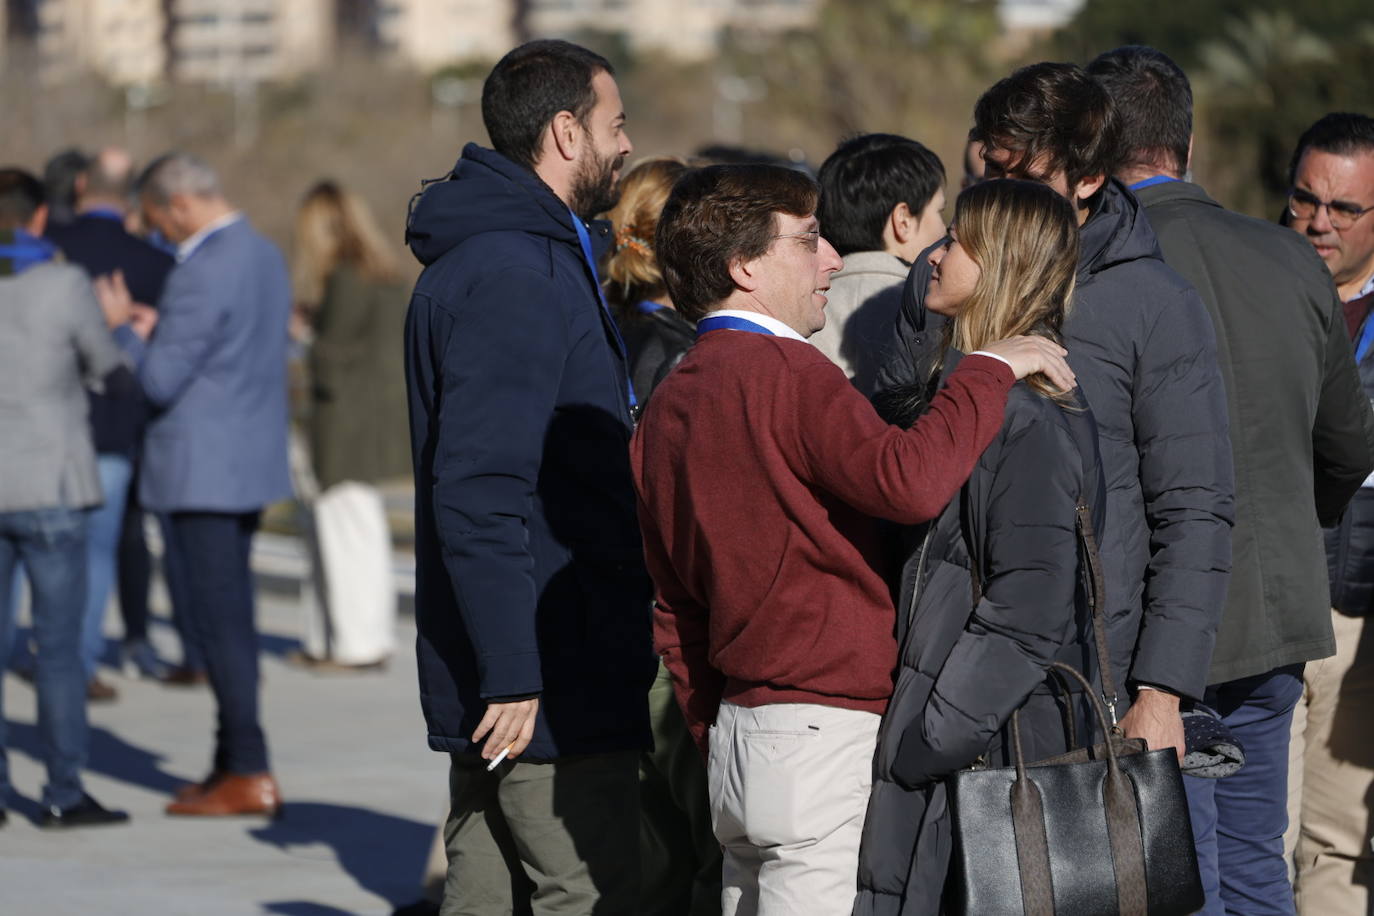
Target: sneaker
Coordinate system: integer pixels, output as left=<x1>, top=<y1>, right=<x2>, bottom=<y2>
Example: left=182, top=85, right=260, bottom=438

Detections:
left=40, top=793, right=130, bottom=828
left=120, top=639, right=166, bottom=680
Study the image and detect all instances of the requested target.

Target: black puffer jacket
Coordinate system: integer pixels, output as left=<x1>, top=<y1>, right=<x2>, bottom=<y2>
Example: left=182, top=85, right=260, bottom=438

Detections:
left=877, top=180, right=1234, bottom=702
left=855, top=377, right=1106, bottom=916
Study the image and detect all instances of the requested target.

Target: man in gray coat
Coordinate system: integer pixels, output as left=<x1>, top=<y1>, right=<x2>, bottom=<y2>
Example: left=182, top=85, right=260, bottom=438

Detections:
left=0, top=168, right=130, bottom=828
left=1089, top=47, right=1374, bottom=916
left=878, top=62, right=1234, bottom=761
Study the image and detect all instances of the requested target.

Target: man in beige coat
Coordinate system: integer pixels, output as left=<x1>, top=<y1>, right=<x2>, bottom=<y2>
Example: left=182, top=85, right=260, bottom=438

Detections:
left=812, top=133, right=948, bottom=394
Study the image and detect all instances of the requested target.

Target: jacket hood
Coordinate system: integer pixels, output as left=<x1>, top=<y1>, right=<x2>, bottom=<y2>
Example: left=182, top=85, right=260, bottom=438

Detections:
left=406, top=143, right=580, bottom=267
left=1078, top=178, right=1164, bottom=282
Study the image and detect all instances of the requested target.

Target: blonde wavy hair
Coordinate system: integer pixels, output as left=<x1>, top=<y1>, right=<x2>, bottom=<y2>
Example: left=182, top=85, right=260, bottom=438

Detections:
left=949, top=178, right=1080, bottom=401
left=603, top=157, right=689, bottom=313
left=292, top=180, right=400, bottom=307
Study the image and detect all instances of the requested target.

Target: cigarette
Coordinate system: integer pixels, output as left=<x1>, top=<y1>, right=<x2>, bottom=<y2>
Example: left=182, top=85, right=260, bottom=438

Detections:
left=486, top=744, right=514, bottom=771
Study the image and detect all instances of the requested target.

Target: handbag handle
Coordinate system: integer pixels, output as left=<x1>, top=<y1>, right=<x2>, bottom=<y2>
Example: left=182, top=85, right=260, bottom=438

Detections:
left=1009, top=662, right=1149, bottom=916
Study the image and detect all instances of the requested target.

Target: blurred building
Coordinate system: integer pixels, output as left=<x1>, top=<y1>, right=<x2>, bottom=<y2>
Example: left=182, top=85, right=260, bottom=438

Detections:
left=31, top=0, right=166, bottom=85
left=168, top=0, right=332, bottom=82
left=371, top=0, right=515, bottom=70
left=6, top=0, right=1087, bottom=84
left=1000, top=0, right=1084, bottom=31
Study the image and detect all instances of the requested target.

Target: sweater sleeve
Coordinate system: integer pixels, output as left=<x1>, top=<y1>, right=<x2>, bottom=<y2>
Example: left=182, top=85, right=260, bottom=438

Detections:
left=1129, top=286, right=1235, bottom=699
left=892, top=413, right=1083, bottom=786
left=792, top=352, right=1014, bottom=525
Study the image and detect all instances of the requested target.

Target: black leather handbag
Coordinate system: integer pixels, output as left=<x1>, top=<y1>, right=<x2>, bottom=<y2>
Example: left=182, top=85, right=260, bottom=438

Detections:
left=945, top=504, right=1204, bottom=916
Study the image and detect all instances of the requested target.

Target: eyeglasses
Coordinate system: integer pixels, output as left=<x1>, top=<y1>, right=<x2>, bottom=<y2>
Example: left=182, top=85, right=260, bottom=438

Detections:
left=1288, top=187, right=1374, bottom=230
left=772, top=229, right=821, bottom=251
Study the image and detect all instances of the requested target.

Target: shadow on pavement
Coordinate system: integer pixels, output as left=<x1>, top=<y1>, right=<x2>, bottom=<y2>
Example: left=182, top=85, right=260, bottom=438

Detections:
left=4, top=718, right=185, bottom=794
left=252, top=801, right=431, bottom=907
left=260, top=903, right=363, bottom=916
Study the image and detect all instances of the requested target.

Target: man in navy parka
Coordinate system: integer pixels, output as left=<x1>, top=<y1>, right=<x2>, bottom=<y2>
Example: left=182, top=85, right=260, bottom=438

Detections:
left=402, top=39, right=654, bottom=911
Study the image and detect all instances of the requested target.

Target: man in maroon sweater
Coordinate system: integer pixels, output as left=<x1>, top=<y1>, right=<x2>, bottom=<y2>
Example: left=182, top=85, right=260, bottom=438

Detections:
left=629, top=164, right=1074, bottom=915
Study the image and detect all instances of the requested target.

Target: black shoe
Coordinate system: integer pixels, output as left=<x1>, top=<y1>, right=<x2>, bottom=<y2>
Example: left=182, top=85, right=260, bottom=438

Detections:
left=39, top=793, right=130, bottom=828
left=392, top=901, right=440, bottom=916
left=0, top=808, right=7, bottom=827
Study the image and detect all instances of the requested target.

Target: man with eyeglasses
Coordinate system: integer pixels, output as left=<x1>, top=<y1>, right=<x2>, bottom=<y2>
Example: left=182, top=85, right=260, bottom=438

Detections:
left=1284, top=111, right=1374, bottom=916
left=631, top=163, right=1073, bottom=914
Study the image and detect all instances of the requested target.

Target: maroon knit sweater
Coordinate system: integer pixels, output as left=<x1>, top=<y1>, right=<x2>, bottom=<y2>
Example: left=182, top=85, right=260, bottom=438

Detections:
left=630, top=330, right=1015, bottom=751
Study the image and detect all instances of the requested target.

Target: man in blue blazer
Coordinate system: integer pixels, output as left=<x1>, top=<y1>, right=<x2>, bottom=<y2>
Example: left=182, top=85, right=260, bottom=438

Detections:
left=114, top=152, right=292, bottom=817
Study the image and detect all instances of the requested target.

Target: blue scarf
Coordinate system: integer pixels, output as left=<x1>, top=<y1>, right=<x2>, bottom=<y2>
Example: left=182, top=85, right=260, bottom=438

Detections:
left=0, top=229, right=59, bottom=276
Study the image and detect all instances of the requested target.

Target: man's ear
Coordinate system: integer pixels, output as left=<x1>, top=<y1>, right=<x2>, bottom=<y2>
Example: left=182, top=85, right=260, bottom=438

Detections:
left=1185, top=134, right=1194, bottom=173
left=549, top=110, right=581, bottom=163
left=1072, top=173, right=1107, bottom=206
left=728, top=254, right=761, bottom=294
left=27, top=203, right=48, bottom=237
left=890, top=201, right=915, bottom=244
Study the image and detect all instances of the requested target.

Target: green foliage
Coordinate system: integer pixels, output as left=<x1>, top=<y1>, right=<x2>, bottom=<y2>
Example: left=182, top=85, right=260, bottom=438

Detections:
left=719, top=0, right=1002, bottom=161
left=1053, top=0, right=1372, bottom=68
left=1055, top=0, right=1374, bottom=217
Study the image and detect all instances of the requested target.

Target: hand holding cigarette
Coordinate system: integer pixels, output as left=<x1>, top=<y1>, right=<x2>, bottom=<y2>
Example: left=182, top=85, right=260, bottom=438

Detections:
left=472, top=697, right=539, bottom=764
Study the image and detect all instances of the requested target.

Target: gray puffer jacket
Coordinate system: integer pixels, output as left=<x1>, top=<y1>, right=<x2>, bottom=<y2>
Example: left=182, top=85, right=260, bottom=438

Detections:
left=855, top=378, right=1106, bottom=916
left=877, top=180, right=1235, bottom=702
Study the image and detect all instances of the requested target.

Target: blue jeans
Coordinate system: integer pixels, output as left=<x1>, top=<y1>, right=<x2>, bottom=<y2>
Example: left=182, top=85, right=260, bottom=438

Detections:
left=169, top=511, right=268, bottom=774
left=82, top=454, right=132, bottom=677
left=1185, top=664, right=1305, bottom=916
left=0, top=506, right=90, bottom=810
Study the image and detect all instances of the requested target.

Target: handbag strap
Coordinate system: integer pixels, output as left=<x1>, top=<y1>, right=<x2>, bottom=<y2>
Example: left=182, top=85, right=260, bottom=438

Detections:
left=1010, top=663, right=1149, bottom=916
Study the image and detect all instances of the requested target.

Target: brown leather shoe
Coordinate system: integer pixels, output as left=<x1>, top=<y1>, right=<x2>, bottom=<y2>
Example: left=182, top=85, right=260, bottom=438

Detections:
left=172, top=771, right=225, bottom=803
left=161, top=665, right=208, bottom=687
left=165, top=772, right=281, bottom=817
left=86, top=677, right=118, bottom=702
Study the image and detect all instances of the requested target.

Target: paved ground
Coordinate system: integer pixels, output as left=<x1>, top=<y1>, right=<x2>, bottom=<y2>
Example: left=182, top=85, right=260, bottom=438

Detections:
left=0, top=545, right=444, bottom=916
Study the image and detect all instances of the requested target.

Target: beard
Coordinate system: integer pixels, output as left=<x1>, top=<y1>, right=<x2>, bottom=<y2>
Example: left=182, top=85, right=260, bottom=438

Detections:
left=570, top=147, right=624, bottom=219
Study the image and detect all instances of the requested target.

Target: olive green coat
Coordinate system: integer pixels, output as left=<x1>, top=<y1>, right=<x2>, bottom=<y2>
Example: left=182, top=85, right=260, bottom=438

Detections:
left=308, top=265, right=412, bottom=488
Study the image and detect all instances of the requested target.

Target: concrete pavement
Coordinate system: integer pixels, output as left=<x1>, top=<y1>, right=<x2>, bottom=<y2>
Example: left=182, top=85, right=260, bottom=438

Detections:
left=0, top=552, right=445, bottom=916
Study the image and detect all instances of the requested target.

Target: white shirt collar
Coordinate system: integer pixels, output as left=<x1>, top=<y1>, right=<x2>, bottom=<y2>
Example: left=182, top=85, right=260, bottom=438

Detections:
left=1356, top=272, right=1374, bottom=302
left=702, top=309, right=808, bottom=342
left=176, top=211, right=243, bottom=263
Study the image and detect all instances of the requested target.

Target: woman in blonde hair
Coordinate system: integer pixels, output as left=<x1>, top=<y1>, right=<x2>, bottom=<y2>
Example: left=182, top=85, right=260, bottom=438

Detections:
left=603, top=156, right=722, bottom=915
left=290, top=180, right=409, bottom=669
left=604, top=157, right=693, bottom=404
left=856, top=179, right=1107, bottom=915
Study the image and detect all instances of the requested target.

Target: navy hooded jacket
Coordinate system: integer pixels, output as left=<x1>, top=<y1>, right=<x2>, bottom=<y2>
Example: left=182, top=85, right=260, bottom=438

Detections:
left=403, top=143, right=655, bottom=759
left=877, top=180, right=1235, bottom=704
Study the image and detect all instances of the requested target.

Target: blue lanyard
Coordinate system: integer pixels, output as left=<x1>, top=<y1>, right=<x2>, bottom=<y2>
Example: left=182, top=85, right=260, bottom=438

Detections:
left=696, top=315, right=776, bottom=337
left=569, top=208, right=637, bottom=410
left=1128, top=175, right=1180, bottom=191
left=1356, top=314, right=1374, bottom=364
left=83, top=207, right=126, bottom=223
left=636, top=300, right=664, bottom=314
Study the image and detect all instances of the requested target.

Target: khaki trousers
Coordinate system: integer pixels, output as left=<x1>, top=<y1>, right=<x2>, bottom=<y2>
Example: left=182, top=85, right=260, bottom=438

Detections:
left=441, top=750, right=640, bottom=916
left=1286, top=610, right=1374, bottom=915
left=709, top=701, right=880, bottom=916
